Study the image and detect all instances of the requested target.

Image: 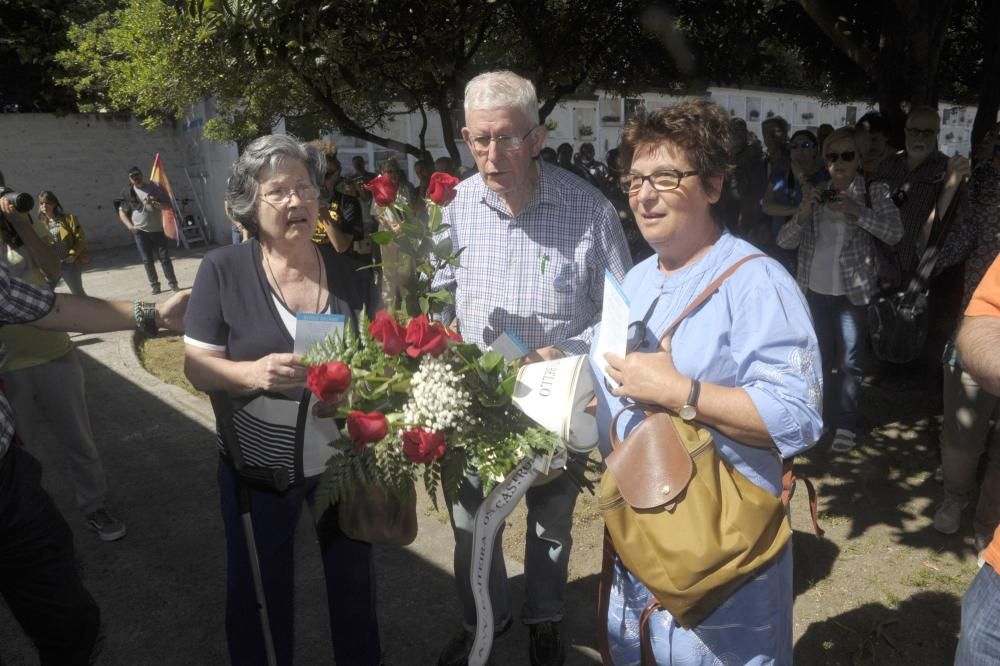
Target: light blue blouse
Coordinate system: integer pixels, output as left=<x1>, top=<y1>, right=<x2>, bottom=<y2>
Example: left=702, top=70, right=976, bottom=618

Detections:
left=590, top=231, right=822, bottom=492
left=588, top=231, right=823, bottom=665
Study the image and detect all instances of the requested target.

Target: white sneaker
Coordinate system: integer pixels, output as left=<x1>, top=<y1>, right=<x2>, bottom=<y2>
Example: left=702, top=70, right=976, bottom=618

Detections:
left=932, top=496, right=968, bottom=535
left=975, top=533, right=990, bottom=568
left=831, top=428, right=857, bottom=453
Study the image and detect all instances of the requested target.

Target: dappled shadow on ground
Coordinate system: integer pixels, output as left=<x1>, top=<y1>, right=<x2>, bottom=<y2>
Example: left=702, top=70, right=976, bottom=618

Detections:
left=794, top=382, right=982, bottom=560
left=794, top=590, right=960, bottom=665
left=793, top=529, right=841, bottom=599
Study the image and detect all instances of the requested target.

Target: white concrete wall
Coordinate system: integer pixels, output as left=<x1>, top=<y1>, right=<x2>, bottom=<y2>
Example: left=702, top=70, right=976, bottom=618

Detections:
left=0, top=113, right=193, bottom=251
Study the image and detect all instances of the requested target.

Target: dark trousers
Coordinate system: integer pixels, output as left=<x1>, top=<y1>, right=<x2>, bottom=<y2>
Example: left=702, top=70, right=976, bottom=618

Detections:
left=133, top=230, right=177, bottom=289
left=217, top=461, right=381, bottom=666
left=0, top=446, right=100, bottom=665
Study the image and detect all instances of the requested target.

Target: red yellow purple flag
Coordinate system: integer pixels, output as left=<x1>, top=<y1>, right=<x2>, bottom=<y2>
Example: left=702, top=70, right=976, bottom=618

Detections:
left=149, top=153, right=179, bottom=241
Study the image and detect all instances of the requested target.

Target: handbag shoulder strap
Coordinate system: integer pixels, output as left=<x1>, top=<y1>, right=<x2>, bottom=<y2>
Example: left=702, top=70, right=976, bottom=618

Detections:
left=906, top=176, right=969, bottom=298
left=661, top=253, right=767, bottom=341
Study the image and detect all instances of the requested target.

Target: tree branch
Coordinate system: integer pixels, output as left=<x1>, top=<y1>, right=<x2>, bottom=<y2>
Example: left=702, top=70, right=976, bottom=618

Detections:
left=796, top=0, right=879, bottom=79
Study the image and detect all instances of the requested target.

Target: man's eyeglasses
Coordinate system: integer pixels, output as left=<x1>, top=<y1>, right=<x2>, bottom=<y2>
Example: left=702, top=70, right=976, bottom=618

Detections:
left=905, top=127, right=939, bottom=139
left=789, top=141, right=815, bottom=150
left=260, top=186, right=320, bottom=205
left=467, top=127, right=538, bottom=154
left=619, top=170, right=699, bottom=194
left=825, top=151, right=856, bottom=163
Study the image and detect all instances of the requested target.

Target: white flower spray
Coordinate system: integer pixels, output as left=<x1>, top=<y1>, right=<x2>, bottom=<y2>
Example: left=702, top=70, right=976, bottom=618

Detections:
left=402, top=356, right=473, bottom=433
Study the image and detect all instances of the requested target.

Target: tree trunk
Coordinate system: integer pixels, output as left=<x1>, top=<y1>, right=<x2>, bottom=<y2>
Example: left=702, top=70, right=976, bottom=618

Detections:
left=972, top=0, right=1000, bottom=149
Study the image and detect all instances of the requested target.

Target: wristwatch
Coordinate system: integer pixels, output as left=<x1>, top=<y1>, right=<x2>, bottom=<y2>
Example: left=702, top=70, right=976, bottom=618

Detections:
left=678, top=379, right=701, bottom=421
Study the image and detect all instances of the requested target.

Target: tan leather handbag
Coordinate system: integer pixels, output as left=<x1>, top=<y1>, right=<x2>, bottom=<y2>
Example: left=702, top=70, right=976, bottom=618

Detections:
left=597, top=254, right=791, bottom=632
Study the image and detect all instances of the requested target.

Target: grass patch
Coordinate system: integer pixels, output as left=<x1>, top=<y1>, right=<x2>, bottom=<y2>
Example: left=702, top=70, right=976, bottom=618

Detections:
left=136, top=334, right=202, bottom=399
left=903, top=562, right=977, bottom=594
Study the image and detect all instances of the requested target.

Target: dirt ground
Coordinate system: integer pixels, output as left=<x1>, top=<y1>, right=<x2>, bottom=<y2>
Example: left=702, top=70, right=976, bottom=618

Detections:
left=140, top=336, right=981, bottom=665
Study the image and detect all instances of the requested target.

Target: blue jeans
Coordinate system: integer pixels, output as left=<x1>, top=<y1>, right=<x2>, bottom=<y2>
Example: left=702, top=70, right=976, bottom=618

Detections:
left=807, top=291, right=866, bottom=434
left=48, top=262, right=86, bottom=296
left=217, top=461, right=381, bottom=666
left=133, top=230, right=177, bottom=289
left=447, top=470, right=578, bottom=629
left=956, top=563, right=1000, bottom=665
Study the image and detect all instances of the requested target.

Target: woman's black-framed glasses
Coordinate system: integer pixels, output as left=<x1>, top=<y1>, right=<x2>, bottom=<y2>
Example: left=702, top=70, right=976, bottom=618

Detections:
left=619, top=170, right=699, bottom=194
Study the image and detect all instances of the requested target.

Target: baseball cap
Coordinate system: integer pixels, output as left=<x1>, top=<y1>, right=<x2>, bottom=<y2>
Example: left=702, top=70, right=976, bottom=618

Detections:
left=128, top=166, right=142, bottom=178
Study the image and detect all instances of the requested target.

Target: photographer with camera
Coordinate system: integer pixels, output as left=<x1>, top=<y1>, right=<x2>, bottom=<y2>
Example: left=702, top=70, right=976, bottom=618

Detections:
left=778, top=127, right=902, bottom=453
left=117, top=166, right=179, bottom=295
left=0, top=180, right=135, bottom=543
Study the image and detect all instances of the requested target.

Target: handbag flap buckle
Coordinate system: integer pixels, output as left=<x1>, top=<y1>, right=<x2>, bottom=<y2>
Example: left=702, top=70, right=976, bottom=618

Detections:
left=606, top=410, right=696, bottom=509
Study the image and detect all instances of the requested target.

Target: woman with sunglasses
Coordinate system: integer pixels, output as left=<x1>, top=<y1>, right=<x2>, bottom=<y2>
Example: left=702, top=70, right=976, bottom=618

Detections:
left=183, top=135, right=382, bottom=665
left=591, top=100, right=823, bottom=664
left=778, top=127, right=902, bottom=452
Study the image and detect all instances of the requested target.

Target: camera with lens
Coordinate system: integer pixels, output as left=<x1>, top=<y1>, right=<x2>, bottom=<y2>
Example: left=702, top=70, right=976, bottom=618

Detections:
left=819, top=189, right=839, bottom=204
left=0, top=187, right=34, bottom=248
left=0, top=187, right=34, bottom=213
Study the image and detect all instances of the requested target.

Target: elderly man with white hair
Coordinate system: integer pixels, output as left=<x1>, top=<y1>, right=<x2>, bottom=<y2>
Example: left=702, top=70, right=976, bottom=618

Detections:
left=431, top=71, right=631, bottom=666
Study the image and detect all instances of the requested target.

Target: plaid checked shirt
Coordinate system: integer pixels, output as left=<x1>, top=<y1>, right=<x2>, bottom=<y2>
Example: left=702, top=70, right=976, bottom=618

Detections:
left=432, top=161, right=632, bottom=355
left=777, top=175, right=903, bottom=305
left=873, top=150, right=951, bottom=274
left=0, top=260, right=56, bottom=459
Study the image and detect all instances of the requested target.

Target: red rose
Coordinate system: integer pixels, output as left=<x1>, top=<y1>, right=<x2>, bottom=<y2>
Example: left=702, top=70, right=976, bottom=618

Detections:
left=401, top=427, right=447, bottom=464
left=368, top=310, right=406, bottom=356
left=347, top=410, right=388, bottom=452
left=307, top=361, right=351, bottom=401
left=426, top=172, right=460, bottom=206
left=362, top=173, right=398, bottom=207
left=404, top=314, right=449, bottom=358
left=446, top=327, right=462, bottom=342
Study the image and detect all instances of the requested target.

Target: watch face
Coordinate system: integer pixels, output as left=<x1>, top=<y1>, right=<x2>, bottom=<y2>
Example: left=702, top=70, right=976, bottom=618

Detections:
left=678, top=404, right=696, bottom=421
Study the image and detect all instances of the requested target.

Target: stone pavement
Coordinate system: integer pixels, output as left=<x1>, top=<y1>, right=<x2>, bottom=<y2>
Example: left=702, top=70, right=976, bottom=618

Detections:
left=0, top=243, right=602, bottom=665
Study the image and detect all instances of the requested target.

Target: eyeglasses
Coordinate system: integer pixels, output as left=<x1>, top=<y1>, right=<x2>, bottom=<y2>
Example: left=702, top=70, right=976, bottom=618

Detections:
left=905, top=127, right=939, bottom=139
left=619, top=170, right=699, bottom=194
left=789, top=141, right=815, bottom=150
left=825, top=151, right=856, bottom=163
left=260, top=186, right=320, bottom=205
left=602, top=294, right=663, bottom=393
left=467, top=127, right=538, bottom=154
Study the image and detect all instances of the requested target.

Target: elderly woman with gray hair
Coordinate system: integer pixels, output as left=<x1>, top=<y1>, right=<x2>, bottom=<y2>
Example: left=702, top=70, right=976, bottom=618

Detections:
left=183, top=134, right=382, bottom=665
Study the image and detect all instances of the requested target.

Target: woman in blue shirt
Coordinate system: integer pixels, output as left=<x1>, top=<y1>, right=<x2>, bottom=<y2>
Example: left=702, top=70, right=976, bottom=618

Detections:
left=591, top=100, right=823, bottom=665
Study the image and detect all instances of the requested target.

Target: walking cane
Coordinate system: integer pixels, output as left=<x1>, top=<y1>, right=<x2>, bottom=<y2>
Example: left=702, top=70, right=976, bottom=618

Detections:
left=210, top=393, right=279, bottom=666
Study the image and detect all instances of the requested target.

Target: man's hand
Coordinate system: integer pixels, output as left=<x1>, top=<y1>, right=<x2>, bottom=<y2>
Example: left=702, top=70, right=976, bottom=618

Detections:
left=522, top=345, right=566, bottom=365
left=0, top=197, right=33, bottom=233
left=155, top=289, right=191, bottom=332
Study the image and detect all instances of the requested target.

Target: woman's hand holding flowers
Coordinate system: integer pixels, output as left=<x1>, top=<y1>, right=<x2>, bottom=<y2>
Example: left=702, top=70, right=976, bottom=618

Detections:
left=250, top=352, right=308, bottom=392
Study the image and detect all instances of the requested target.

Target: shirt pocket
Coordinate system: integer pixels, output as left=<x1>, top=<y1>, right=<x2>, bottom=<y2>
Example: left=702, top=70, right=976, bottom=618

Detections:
left=540, top=257, right=580, bottom=320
